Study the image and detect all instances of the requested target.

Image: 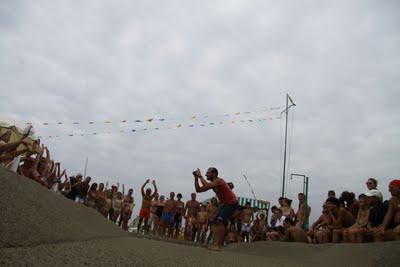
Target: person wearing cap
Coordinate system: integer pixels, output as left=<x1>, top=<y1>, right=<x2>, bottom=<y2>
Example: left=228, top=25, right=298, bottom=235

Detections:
left=373, top=179, right=400, bottom=241
left=365, top=189, right=387, bottom=240
left=366, top=178, right=378, bottom=191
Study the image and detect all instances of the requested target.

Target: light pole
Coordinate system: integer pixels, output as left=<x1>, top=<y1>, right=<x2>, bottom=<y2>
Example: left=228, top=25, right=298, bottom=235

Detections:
left=281, top=94, right=296, bottom=197
left=290, top=173, right=310, bottom=229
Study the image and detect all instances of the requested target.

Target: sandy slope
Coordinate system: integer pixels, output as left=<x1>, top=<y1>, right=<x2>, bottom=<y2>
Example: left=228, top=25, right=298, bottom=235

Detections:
left=1, top=167, right=399, bottom=267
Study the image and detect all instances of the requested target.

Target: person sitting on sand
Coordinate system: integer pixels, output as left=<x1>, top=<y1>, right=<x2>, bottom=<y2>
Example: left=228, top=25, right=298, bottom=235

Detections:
left=193, top=167, right=238, bottom=251
left=325, top=197, right=355, bottom=243
left=341, top=191, right=359, bottom=218
left=366, top=178, right=378, bottom=191
left=282, top=218, right=308, bottom=243
left=226, top=224, right=238, bottom=244
left=251, top=213, right=267, bottom=242
left=364, top=189, right=386, bottom=241
left=343, top=194, right=371, bottom=243
left=174, top=193, right=184, bottom=239
left=280, top=198, right=295, bottom=221
left=239, top=202, right=254, bottom=242
left=137, top=179, right=158, bottom=234
left=184, top=193, right=200, bottom=241
left=269, top=206, right=278, bottom=228
left=295, top=193, right=311, bottom=229
left=196, top=205, right=209, bottom=244
left=266, top=208, right=286, bottom=241
left=162, top=192, right=176, bottom=237
left=373, top=179, right=400, bottom=241
left=307, top=204, right=331, bottom=243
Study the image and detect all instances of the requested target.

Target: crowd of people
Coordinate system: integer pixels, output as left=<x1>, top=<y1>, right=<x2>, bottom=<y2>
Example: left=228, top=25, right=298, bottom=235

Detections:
left=1, top=129, right=400, bottom=250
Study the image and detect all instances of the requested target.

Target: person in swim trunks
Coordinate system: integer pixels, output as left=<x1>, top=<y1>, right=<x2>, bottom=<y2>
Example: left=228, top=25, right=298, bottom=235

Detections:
left=137, top=179, right=158, bottom=234
left=240, top=202, right=254, bottom=242
left=155, top=195, right=165, bottom=235
left=193, top=167, right=238, bottom=251
left=174, top=193, right=184, bottom=239
left=162, top=192, right=176, bottom=237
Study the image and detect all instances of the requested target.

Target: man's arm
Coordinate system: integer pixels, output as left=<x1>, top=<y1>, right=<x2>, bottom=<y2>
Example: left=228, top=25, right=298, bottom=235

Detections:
left=151, top=180, right=158, bottom=198
left=376, top=198, right=396, bottom=232
left=194, top=176, right=216, bottom=193
left=141, top=179, right=149, bottom=196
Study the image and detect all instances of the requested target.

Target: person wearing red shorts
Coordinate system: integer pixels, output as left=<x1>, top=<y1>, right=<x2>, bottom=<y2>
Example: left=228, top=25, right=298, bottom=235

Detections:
left=138, top=179, right=158, bottom=234
left=193, top=167, right=238, bottom=251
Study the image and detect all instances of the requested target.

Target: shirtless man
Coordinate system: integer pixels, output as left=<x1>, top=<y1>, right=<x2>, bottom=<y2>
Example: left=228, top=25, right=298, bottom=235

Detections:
left=206, top=197, right=219, bottom=243
left=193, top=167, right=238, bottom=251
left=174, top=193, right=185, bottom=239
left=308, top=204, right=331, bottom=243
left=282, top=218, right=308, bottom=243
left=325, top=197, right=355, bottom=243
left=137, top=179, right=158, bottom=234
left=341, top=191, right=359, bottom=218
left=163, top=192, right=176, bottom=237
left=120, top=188, right=135, bottom=229
left=149, top=193, right=159, bottom=233
left=196, top=205, right=209, bottom=244
left=251, top=213, right=267, bottom=242
left=374, top=179, right=400, bottom=241
left=184, top=193, right=200, bottom=241
left=343, top=194, right=370, bottom=243
left=295, top=193, right=311, bottom=229
left=240, top=202, right=254, bottom=242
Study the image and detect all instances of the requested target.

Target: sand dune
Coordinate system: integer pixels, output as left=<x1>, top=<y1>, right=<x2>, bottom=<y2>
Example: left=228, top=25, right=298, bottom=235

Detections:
left=1, top=167, right=399, bottom=266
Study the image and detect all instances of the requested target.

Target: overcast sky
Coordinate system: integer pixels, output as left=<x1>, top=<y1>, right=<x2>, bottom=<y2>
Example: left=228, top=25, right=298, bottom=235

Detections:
left=1, top=0, right=400, bottom=221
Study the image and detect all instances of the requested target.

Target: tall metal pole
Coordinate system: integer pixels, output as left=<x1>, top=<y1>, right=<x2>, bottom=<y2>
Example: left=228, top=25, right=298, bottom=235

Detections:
left=281, top=94, right=295, bottom=197
left=281, top=94, right=289, bottom=197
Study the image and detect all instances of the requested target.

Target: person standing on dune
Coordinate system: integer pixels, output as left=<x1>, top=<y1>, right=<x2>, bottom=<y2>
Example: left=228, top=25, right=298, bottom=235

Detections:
left=193, top=167, right=238, bottom=251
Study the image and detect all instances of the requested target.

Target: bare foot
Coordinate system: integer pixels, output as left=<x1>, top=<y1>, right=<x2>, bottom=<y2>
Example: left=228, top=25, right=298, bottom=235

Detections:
left=207, top=245, right=221, bottom=252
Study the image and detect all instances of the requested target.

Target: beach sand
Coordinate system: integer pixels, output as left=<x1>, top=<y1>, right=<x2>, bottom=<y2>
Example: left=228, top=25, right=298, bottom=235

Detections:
left=1, top=167, right=399, bottom=266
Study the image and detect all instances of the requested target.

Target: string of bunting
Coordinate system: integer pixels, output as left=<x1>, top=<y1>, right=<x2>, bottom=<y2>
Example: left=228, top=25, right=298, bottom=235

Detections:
left=27, top=106, right=283, bottom=126
left=38, top=115, right=281, bottom=139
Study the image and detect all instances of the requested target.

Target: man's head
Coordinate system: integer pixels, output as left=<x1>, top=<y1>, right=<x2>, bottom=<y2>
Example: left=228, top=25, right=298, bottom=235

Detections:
left=177, top=193, right=182, bottom=200
left=145, top=188, right=152, bottom=196
left=205, top=167, right=218, bottom=181
left=98, top=183, right=104, bottom=191
left=191, top=193, right=196, bottom=201
left=160, top=195, right=165, bottom=202
left=169, top=192, right=175, bottom=199
left=278, top=197, right=284, bottom=206
left=274, top=208, right=283, bottom=218
left=128, top=188, right=133, bottom=195
left=85, top=176, right=91, bottom=183
left=271, top=205, right=278, bottom=214
left=328, top=190, right=336, bottom=198
left=389, top=179, right=400, bottom=197
left=76, top=173, right=83, bottom=182
left=358, top=194, right=368, bottom=208
left=90, top=183, right=98, bottom=191
left=325, top=197, right=340, bottom=211
left=117, top=191, right=123, bottom=199
left=298, top=193, right=305, bottom=202
left=366, top=178, right=378, bottom=190
left=154, top=193, right=159, bottom=200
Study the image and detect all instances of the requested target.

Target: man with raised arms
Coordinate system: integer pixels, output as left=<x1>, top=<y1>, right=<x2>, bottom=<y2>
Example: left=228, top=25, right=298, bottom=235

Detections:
left=193, top=167, right=238, bottom=251
left=137, top=179, right=158, bottom=234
